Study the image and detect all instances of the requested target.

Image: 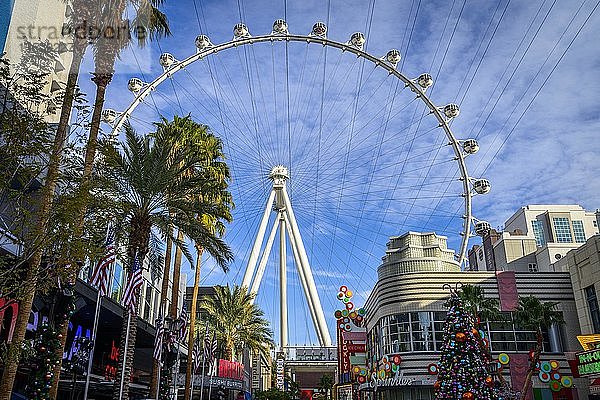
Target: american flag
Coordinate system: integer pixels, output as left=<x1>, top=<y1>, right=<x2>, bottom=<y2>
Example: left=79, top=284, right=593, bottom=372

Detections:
left=192, top=333, right=202, bottom=373
left=209, top=332, right=218, bottom=374
left=177, top=304, right=188, bottom=342
left=122, top=253, right=143, bottom=314
left=89, top=231, right=116, bottom=296
left=153, top=315, right=164, bottom=361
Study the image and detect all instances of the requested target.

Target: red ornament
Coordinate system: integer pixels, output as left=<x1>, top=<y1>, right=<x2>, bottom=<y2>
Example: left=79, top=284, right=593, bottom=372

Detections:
left=456, top=332, right=466, bottom=342
left=434, top=381, right=441, bottom=390
left=462, top=392, right=474, bottom=400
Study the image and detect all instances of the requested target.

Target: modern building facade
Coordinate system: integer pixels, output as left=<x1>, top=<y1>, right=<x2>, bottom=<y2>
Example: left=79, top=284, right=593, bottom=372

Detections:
left=2, top=0, right=73, bottom=122
left=468, top=205, right=599, bottom=273
left=364, top=231, right=587, bottom=400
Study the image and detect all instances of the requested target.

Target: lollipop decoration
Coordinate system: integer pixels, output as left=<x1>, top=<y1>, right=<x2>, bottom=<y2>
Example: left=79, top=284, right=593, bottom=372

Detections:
left=334, top=285, right=366, bottom=330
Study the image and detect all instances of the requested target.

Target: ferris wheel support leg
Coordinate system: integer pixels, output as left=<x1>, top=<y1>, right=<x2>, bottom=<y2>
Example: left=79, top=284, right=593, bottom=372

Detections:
left=281, top=187, right=332, bottom=347
left=279, top=213, right=288, bottom=351
left=283, top=213, right=323, bottom=345
left=249, top=212, right=280, bottom=299
left=242, top=189, right=276, bottom=291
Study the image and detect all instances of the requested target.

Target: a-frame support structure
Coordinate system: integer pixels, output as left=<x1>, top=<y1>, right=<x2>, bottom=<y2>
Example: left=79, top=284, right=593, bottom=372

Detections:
left=241, top=166, right=332, bottom=348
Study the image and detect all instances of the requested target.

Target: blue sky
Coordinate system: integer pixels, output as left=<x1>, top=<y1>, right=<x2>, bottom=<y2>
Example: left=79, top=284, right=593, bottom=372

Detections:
left=75, top=0, right=600, bottom=346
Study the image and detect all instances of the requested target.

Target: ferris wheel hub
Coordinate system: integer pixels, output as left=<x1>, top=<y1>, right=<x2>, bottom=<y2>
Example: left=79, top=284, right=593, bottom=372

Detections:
left=269, top=165, right=289, bottom=185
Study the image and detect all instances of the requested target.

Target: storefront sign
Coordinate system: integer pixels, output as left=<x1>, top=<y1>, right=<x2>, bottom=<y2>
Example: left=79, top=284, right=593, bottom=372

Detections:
left=576, top=348, right=600, bottom=377
left=346, top=343, right=365, bottom=353
left=337, top=384, right=353, bottom=400
left=276, top=352, right=285, bottom=390
left=218, top=359, right=244, bottom=380
left=358, top=370, right=414, bottom=391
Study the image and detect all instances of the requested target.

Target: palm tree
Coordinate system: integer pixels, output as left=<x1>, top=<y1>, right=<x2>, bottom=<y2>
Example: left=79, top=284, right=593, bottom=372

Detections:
left=96, top=123, right=233, bottom=400
left=318, top=374, right=334, bottom=400
left=138, top=116, right=233, bottom=399
left=458, top=284, right=502, bottom=325
left=514, top=295, right=565, bottom=400
left=202, top=285, right=273, bottom=362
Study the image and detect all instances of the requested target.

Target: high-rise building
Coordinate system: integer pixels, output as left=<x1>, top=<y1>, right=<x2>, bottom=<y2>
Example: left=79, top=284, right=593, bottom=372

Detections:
left=2, top=0, right=73, bottom=122
left=469, top=205, right=599, bottom=273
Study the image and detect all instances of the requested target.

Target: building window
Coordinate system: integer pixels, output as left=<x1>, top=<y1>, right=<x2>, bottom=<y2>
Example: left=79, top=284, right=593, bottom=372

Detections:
left=528, top=263, right=538, bottom=273
left=531, top=220, right=546, bottom=247
left=585, top=285, right=600, bottom=333
left=572, top=220, right=586, bottom=243
left=552, top=217, right=572, bottom=243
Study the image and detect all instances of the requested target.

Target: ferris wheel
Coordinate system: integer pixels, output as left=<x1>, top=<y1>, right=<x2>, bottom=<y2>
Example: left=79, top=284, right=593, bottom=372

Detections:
left=102, top=19, right=492, bottom=346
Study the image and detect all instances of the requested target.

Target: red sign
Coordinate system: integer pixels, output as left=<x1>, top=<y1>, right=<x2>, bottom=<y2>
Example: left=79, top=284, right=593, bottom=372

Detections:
left=104, top=340, right=119, bottom=381
left=342, top=331, right=367, bottom=342
left=218, top=359, right=244, bottom=380
left=346, top=343, right=365, bottom=353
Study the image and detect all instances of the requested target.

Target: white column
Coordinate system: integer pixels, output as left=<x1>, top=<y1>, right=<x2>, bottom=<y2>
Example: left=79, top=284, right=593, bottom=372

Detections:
left=281, top=187, right=332, bottom=346
left=279, top=214, right=288, bottom=350
left=283, top=213, right=323, bottom=345
left=242, top=189, right=276, bottom=290
left=250, top=214, right=280, bottom=297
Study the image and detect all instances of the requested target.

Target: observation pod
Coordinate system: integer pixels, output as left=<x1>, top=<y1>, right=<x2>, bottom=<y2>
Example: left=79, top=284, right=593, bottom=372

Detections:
left=474, top=221, right=492, bottom=236
left=386, top=49, right=401, bottom=66
left=417, top=73, right=433, bottom=89
left=234, top=23, right=249, bottom=38
left=195, top=35, right=212, bottom=51
left=312, top=22, right=327, bottom=37
left=462, top=139, right=480, bottom=154
left=350, top=32, right=366, bottom=49
left=443, top=103, right=460, bottom=119
left=102, top=109, right=118, bottom=124
left=159, top=53, right=176, bottom=69
left=273, top=19, right=288, bottom=34
left=473, top=179, right=491, bottom=195
left=127, top=78, right=143, bottom=93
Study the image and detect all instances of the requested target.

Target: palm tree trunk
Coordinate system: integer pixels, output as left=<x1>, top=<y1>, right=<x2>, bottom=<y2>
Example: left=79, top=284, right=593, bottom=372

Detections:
left=520, top=329, right=544, bottom=400
left=170, top=230, right=184, bottom=317
left=185, top=247, right=203, bottom=400
left=0, top=40, right=88, bottom=400
left=112, top=309, right=139, bottom=400
left=46, top=40, right=88, bottom=400
left=150, top=231, right=174, bottom=395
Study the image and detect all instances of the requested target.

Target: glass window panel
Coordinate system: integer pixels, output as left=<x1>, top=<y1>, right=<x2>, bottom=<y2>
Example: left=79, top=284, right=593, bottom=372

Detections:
left=573, top=220, right=586, bottom=243
left=531, top=220, right=546, bottom=247
left=492, top=341, right=516, bottom=351
left=552, top=217, right=573, bottom=243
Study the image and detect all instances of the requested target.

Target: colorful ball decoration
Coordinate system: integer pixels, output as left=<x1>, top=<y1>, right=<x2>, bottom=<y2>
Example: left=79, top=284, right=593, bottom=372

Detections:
left=346, top=290, right=353, bottom=298
left=528, top=350, right=536, bottom=360
left=346, top=302, right=354, bottom=310
left=550, top=360, right=560, bottom=370
left=382, top=355, right=389, bottom=364
left=384, top=363, right=391, bottom=371
left=434, top=381, right=440, bottom=390
left=357, top=376, right=366, bottom=383
left=455, top=332, right=466, bottom=342
left=462, top=391, right=474, bottom=400
left=427, top=363, right=439, bottom=375
left=341, top=310, right=349, bottom=317
left=344, top=323, right=352, bottom=331
left=561, top=376, right=573, bottom=388
left=551, top=372, right=561, bottom=381
left=340, top=286, right=348, bottom=293
left=391, top=364, right=399, bottom=373
left=353, top=366, right=360, bottom=374
left=378, top=370, right=386, bottom=379
left=549, top=380, right=561, bottom=392
left=334, top=310, right=343, bottom=319
left=358, top=308, right=366, bottom=316
left=392, top=355, right=402, bottom=365
left=498, top=353, right=510, bottom=365
left=540, top=361, right=552, bottom=373
left=538, top=372, right=550, bottom=383
left=337, top=292, right=345, bottom=300
left=479, top=329, right=486, bottom=339
left=349, top=311, right=357, bottom=319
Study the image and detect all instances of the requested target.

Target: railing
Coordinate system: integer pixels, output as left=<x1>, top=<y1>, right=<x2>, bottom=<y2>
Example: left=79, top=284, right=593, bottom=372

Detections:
left=284, top=346, right=337, bottom=362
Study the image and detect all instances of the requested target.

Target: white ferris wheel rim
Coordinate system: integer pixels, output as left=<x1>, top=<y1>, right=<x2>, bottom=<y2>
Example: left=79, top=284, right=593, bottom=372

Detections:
left=106, top=25, right=487, bottom=267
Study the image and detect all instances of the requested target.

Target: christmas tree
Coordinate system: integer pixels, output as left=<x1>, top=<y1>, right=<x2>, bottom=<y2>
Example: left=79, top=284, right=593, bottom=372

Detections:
left=434, top=289, right=498, bottom=400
